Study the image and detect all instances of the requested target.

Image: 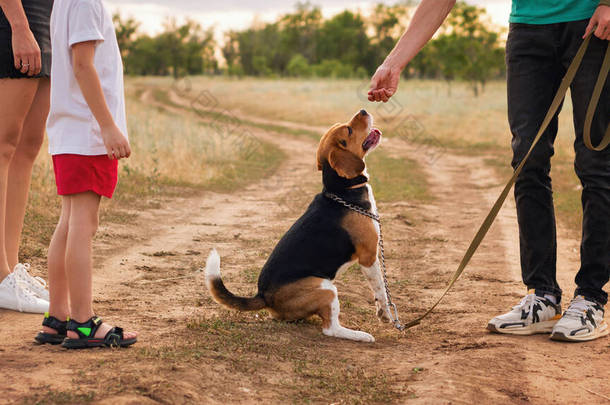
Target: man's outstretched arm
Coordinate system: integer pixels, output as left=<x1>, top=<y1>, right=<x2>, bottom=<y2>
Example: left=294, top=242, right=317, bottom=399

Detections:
left=368, top=0, right=456, bottom=102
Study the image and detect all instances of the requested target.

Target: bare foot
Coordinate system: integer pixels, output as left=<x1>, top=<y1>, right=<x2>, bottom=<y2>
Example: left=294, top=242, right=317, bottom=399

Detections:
left=42, top=325, right=59, bottom=334
left=41, top=314, right=68, bottom=335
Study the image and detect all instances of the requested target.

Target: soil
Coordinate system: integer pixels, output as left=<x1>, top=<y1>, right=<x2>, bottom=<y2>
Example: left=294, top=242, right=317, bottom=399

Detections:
left=0, top=92, right=608, bottom=405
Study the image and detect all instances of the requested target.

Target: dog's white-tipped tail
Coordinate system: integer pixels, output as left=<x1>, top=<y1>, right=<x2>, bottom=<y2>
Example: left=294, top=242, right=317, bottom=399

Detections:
left=204, top=248, right=266, bottom=311
left=205, top=249, right=221, bottom=285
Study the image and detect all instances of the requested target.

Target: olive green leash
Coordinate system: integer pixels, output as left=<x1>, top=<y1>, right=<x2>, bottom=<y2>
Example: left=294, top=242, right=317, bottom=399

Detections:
left=402, top=34, right=610, bottom=329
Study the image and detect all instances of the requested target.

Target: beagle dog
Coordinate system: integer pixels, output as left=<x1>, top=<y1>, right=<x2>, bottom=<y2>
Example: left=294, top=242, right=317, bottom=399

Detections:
left=205, top=110, right=391, bottom=342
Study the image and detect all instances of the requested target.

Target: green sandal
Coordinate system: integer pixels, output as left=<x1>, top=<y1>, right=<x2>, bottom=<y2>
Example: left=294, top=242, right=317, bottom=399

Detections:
left=62, top=316, right=137, bottom=349
left=35, top=312, right=68, bottom=345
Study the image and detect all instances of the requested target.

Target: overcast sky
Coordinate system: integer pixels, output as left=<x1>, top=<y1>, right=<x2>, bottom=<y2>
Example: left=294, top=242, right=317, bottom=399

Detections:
left=104, top=0, right=511, bottom=37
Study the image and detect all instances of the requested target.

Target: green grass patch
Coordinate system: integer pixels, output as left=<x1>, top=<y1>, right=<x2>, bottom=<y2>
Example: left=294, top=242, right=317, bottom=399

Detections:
left=367, top=152, right=430, bottom=203
left=22, top=387, right=95, bottom=405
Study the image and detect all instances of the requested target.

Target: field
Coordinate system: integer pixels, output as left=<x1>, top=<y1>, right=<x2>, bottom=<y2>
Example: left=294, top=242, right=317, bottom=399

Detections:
left=1, top=77, right=606, bottom=404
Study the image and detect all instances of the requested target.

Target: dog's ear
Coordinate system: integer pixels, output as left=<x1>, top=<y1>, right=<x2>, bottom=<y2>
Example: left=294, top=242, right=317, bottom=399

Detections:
left=328, top=148, right=365, bottom=179
left=317, top=124, right=341, bottom=171
left=316, top=147, right=325, bottom=171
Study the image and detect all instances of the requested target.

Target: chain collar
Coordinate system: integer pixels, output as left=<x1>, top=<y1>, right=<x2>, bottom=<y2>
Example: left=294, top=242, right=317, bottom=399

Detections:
left=324, top=191, right=404, bottom=331
left=324, top=191, right=379, bottom=221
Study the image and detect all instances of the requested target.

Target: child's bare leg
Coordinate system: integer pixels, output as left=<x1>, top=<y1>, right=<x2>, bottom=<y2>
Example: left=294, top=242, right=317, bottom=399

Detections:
left=42, top=196, right=71, bottom=334
left=65, top=191, right=98, bottom=325
left=65, top=191, right=136, bottom=340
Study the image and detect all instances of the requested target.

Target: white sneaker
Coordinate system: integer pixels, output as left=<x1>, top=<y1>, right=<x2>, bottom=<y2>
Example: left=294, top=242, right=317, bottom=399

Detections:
left=0, top=272, right=49, bottom=313
left=13, top=263, right=49, bottom=301
left=550, top=296, right=608, bottom=342
left=487, top=291, right=562, bottom=335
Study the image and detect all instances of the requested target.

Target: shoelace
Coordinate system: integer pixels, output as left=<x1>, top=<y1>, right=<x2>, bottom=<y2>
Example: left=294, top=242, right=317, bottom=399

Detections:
left=14, top=264, right=47, bottom=292
left=512, top=293, right=543, bottom=320
left=563, top=296, right=591, bottom=319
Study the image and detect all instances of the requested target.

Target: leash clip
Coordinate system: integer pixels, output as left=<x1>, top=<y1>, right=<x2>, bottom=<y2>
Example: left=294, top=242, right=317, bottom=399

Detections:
left=387, top=302, right=405, bottom=331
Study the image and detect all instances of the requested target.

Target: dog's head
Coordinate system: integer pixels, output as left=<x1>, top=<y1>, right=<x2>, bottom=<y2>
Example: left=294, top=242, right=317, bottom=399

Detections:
left=317, top=109, right=381, bottom=179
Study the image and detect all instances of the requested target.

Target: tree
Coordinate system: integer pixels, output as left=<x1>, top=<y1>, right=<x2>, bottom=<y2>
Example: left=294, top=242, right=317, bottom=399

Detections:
left=113, top=15, right=217, bottom=77
left=113, top=2, right=505, bottom=82
left=436, top=2, right=506, bottom=95
left=278, top=2, right=322, bottom=65
left=286, top=54, right=311, bottom=77
left=369, top=4, right=409, bottom=68
left=158, top=19, right=217, bottom=78
left=113, top=13, right=140, bottom=74
left=222, top=32, right=240, bottom=73
left=315, top=11, right=375, bottom=73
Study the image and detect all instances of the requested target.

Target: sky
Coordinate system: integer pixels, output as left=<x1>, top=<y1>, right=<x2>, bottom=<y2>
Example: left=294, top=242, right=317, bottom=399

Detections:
left=104, top=0, right=512, bottom=37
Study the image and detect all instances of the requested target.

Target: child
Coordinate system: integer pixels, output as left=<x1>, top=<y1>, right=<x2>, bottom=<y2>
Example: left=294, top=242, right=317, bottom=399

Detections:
left=35, top=0, right=137, bottom=348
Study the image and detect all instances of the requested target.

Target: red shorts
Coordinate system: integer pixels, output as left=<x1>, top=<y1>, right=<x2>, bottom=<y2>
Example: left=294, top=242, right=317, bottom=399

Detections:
left=52, top=154, right=118, bottom=199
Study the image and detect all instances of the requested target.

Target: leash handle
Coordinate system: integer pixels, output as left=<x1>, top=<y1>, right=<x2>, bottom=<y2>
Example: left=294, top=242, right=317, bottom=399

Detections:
left=583, top=40, right=610, bottom=151
left=403, top=35, right=609, bottom=330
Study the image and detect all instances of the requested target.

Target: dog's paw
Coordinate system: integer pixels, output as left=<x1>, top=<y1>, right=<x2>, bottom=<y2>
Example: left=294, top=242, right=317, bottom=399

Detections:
left=375, top=300, right=391, bottom=323
left=323, top=327, right=375, bottom=342
left=352, top=331, right=375, bottom=343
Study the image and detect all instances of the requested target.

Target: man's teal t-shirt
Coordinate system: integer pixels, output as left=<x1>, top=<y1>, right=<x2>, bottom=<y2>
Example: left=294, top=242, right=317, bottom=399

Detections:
left=510, top=1, right=598, bottom=24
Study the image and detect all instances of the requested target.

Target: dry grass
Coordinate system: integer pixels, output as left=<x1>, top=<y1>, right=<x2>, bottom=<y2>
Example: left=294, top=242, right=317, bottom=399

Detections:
left=155, top=76, right=582, bottom=232
left=20, top=82, right=284, bottom=264
left=138, top=79, right=431, bottom=204
left=131, top=311, right=400, bottom=404
left=14, top=77, right=590, bottom=405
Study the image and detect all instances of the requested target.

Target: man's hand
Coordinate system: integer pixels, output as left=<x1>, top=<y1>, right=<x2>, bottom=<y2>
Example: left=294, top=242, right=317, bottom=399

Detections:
left=584, top=5, right=610, bottom=40
left=368, top=63, right=401, bottom=103
left=367, top=0, right=455, bottom=102
left=101, top=124, right=131, bottom=160
left=11, top=26, right=41, bottom=76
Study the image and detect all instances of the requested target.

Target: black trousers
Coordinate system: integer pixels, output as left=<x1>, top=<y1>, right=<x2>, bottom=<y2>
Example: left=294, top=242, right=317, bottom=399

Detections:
left=507, top=19, right=610, bottom=305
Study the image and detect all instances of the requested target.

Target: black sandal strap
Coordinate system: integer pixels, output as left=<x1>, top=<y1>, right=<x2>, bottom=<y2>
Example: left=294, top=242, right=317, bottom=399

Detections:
left=66, top=316, right=103, bottom=339
left=41, top=312, right=68, bottom=335
left=104, top=327, right=125, bottom=347
left=109, top=326, right=124, bottom=339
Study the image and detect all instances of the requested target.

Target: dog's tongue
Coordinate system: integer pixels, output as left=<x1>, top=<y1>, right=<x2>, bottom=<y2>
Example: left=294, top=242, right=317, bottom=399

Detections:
left=363, top=128, right=382, bottom=150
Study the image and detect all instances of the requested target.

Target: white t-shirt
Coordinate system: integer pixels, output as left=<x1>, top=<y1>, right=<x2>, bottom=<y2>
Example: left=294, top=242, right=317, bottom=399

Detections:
left=47, top=0, right=128, bottom=156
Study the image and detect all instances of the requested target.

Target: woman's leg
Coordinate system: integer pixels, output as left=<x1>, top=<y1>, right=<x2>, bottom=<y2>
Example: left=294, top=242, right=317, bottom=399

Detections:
left=42, top=196, right=71, bottom=334
left=0, top=78, right=39, bottom=280
left=6, top=78, right=49, bottom=268
left=65, top=191, right=137, bottom=340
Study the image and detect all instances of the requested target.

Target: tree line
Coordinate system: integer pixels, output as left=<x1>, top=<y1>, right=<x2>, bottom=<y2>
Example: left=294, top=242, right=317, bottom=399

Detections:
left=113, top=1, right=506, bottom=95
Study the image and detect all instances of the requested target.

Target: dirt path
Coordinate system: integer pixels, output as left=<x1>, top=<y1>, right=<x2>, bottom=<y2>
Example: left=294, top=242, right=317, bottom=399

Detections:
left=1, top=93, right=608, bottom=404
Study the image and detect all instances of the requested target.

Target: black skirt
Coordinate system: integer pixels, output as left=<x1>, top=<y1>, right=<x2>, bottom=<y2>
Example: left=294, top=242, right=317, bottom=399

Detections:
left=0, top=0, right=53, bottom=79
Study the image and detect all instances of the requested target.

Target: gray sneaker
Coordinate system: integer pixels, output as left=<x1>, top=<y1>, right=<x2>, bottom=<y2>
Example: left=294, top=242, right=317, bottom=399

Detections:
left=487, top=291, right=561, bottom=335
left=550, top=296, right=608, bottom=342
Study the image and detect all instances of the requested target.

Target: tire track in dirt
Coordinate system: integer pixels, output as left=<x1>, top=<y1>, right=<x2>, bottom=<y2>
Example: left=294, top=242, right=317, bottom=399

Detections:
left=382, top=136, right=609, bottom=404
left=0, top=90, right=321, bottom=403
left=1, top=89, right=607, bottom=403
left=148, top=92, right=610, bottom=403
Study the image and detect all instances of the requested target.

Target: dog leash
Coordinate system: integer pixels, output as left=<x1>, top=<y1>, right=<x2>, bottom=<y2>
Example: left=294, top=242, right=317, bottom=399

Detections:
left=324, top=191, right=406, bottom=331
left=401, top=34, right=609, bottom=329
left=326, top=34, right=609, bottom=333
